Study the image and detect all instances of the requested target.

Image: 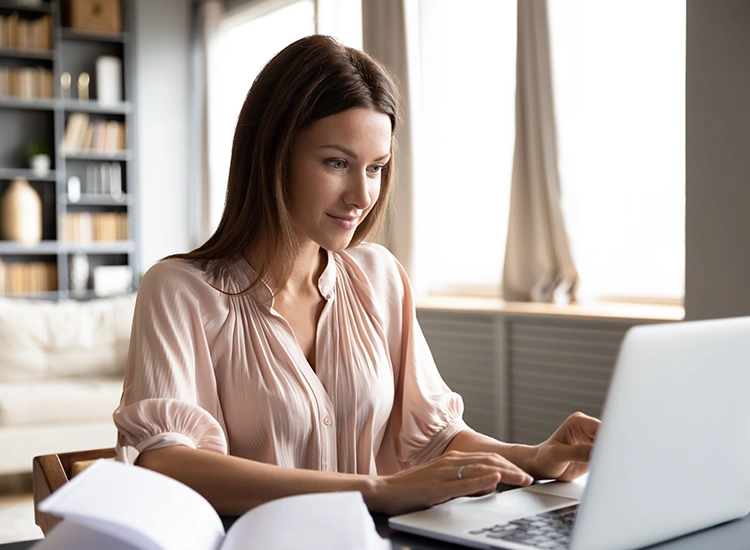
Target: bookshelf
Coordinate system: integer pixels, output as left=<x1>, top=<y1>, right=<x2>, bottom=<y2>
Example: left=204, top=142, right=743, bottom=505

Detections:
left=0, top=0, right=138, bottom=299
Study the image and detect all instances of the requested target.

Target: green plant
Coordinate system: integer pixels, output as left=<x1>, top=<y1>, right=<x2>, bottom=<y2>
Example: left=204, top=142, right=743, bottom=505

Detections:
left=23, top=140, right=50, bottom=159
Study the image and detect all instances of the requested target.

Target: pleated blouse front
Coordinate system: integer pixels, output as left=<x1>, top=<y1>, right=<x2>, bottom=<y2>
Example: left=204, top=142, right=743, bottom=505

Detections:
left=113, top=243, right=467, bottom=475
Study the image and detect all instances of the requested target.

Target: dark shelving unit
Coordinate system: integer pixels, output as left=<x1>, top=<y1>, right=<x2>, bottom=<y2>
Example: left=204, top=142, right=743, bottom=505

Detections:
left=0, top=0, right=138, bottom=299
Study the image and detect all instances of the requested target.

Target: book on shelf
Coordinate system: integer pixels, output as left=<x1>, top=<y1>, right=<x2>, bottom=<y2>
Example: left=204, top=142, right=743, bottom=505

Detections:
left=36, top=459, right=389, bottom=550
left=62, top=113, right=89, bottom=153
left=0, top=12, right=52, bottom=51
left=92, top=120, right=106, bottom=151
left=105, top=119, right=124, bottom=151
left=80, top=162, right=124, bottom=197
left=91, top=212, right=122, bottom=241
left=0, top=66, right=53, bottom=99
left=0, top=260, right=57, bottom=294
left=63, top=114, right=127, bottom=154
left=0, top=12, right=19, bottom=49
left=81, top=122, right=95, bottom=151
left=63, top=212, right=128, bottom=243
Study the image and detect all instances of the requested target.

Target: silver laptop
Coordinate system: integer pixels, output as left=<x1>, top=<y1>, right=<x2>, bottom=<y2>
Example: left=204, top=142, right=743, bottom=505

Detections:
left=389, top=316, right=750, bottom=550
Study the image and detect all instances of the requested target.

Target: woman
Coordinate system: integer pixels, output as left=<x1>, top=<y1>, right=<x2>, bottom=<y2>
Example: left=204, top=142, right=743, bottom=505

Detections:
left=114, top=35, right=598, bottom=517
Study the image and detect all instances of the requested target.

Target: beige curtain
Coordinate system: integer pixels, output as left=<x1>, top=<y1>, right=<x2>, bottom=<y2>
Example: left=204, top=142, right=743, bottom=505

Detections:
left=502, top=0, right=579, bottom=303
left=361, top=0, right=421, bottom=287
left=190, top=0, right=223, bottom=247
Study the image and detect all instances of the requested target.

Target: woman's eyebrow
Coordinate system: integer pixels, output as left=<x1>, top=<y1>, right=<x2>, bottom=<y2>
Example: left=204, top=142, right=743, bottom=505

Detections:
left=319, top=144, right=391, bottom=162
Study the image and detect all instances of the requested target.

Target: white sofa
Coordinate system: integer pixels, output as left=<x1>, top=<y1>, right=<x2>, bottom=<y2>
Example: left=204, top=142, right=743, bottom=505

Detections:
left=0, top=293, right=136, bottom=475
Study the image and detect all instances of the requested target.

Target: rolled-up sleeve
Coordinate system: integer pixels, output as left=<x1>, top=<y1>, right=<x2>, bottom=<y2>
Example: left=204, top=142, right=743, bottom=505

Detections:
left=392, top=317, right=468, bottom=468
left=113, top=260, right=228, bottom=464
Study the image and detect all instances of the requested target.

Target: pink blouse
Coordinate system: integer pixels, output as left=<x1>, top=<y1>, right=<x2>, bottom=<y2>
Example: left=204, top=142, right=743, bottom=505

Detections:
left=113, top=243, right=467, bottom=475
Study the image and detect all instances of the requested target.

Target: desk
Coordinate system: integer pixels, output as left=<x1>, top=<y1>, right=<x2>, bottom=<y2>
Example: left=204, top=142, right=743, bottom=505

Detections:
left=4, top=513, right=750, bottom=550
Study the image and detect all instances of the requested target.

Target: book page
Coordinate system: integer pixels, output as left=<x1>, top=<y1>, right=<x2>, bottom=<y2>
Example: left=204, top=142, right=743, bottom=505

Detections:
left=221, top=491, right=389, bottom=550
left=32, top=520, right=143, bottom=550
left=38, top=460, right=225, bottom=550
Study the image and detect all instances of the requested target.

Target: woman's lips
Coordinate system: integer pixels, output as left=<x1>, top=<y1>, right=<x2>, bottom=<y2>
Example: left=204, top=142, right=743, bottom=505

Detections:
left=328, top=214, right=358, bottom=230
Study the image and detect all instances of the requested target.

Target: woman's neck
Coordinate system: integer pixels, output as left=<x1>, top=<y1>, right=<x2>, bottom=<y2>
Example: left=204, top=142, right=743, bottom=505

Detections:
left=246, top=242, right=327, bottom=298
left=281, top=245, right=327, bottom=297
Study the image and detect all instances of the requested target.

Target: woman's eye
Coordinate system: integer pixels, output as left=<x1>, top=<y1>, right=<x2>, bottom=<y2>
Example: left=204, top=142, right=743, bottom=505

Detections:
left=368, top=165, right=383, bottom=175
left=327, top=159, right=347, bottom=170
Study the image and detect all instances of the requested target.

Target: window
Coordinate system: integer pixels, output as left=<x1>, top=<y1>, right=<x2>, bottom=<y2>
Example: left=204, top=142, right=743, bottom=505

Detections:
left=416, top=0, right=517, bottom=296
left=207, top=0, right=362, bottom=234
left=414, top=0, right=685, bottom=302
left=548, top=0, right=686, bottom=302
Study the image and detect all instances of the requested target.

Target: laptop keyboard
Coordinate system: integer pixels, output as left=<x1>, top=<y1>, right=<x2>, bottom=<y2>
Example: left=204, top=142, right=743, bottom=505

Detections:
left=468, top=504, right=578, bottom=549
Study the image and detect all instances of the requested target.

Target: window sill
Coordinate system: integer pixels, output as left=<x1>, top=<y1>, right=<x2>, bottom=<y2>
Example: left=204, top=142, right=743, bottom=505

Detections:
left=415, top=295, right=685, bottom=322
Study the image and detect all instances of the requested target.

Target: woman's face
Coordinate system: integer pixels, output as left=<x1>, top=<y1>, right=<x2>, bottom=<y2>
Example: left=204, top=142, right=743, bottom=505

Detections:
left=287, top=107, right=392, bottom=253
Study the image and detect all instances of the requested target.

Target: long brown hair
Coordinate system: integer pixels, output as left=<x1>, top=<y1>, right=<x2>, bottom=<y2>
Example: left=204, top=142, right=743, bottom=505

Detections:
left=174, top=35, right=399, bottom=289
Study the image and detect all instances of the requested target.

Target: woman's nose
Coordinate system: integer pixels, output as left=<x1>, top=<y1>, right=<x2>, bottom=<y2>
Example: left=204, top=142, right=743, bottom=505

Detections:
left=343, top=170, right=373, bottom=210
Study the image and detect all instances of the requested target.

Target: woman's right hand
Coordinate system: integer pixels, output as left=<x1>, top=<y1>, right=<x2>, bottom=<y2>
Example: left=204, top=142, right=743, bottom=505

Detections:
left=367, top=450, right=533, bottom=516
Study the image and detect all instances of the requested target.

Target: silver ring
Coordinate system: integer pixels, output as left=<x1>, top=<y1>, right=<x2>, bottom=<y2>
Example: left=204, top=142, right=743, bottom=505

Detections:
left=457, top=465, right=465, bottom=480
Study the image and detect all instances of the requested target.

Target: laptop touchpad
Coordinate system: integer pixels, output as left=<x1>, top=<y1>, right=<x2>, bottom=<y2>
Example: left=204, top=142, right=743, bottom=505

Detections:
left=521, top=473, right=588, bottom=501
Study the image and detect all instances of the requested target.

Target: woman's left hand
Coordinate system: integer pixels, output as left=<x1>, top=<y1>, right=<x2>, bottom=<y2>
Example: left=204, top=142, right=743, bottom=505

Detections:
left=531, top=412, right=600, bottom=481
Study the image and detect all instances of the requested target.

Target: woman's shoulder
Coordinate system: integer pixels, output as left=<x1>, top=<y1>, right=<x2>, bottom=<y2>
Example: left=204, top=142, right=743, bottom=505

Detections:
left=340, top=242, right=401, bottom=272
left=336, top=243, right=409, bottom=297
left=139, top=255, right=258, bottom=307
left=141, top=256, right=208, bottom=287
left=139, top=256, right=235, bottom=302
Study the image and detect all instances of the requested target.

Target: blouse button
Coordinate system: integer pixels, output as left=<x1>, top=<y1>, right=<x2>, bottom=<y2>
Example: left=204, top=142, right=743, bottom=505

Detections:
left=323, top=416, right=333, bottom=426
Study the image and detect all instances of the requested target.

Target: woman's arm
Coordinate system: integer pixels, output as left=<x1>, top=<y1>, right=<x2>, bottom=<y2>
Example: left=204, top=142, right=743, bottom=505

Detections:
left=138, top=444, right=533, bottom=517
left=443, top=412, right=600, bottom=481
left=137, top=446, right=373, bottom=515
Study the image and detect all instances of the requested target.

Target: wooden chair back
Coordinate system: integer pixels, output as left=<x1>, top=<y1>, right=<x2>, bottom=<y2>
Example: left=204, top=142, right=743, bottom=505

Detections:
left=32, top=447, right=116, bottom=535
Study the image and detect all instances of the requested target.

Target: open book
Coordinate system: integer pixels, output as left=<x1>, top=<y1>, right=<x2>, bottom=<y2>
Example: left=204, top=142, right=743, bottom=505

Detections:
left=36, top=460, right=389, bottom=550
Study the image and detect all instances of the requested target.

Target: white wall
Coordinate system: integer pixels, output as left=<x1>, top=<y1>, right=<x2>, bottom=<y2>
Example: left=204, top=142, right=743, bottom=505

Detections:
left=685, top=0, right=750, bottom=320
left=134, top=0, right=192, bottom=272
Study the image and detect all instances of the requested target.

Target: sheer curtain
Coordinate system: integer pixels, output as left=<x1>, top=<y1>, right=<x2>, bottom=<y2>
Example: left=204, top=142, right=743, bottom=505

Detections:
left=361, top=0, right=426, bottom=292
left=502, top=0, right=578, bottom=303
left=191, top=0, right=223, bottom=247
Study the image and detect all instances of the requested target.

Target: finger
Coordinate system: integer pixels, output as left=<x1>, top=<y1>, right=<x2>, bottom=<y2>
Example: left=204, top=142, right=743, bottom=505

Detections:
left=553, top=443, right=593, bottom=464
left=443, top=463, right=487, bottom=482
left=455, top=459, right=533, bottom=486
left=497, top=467, right=534, bottom=486
left=438, top=452, right=523, bottom=473
left=568, top=412, right=601, bottom=441
left=453, top=463, right=532, bottom=486
left=442, top=450, right=524, bottom=464
left=478, top=453, right=534, bottom=479
left=576, top=416, right=600, bottom=441
left=445, top=473, right=503, bottom=500
left=556, top=463, right=590, bottom=482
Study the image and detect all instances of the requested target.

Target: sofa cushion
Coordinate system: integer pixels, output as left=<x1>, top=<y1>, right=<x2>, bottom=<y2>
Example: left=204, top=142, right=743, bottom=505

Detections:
left=0, top=294, right=136, bottom=381
left=0, top=377, right=124, bottom=426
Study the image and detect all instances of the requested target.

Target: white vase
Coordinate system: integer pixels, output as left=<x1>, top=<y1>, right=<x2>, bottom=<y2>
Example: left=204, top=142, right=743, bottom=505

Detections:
left=29, top=154, right=51, bottom=177
left=96, top=56, right=123, bottom=105
left=0, top=178, right=42, bottom=245
left=69, top=253, right=90, bottom=293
